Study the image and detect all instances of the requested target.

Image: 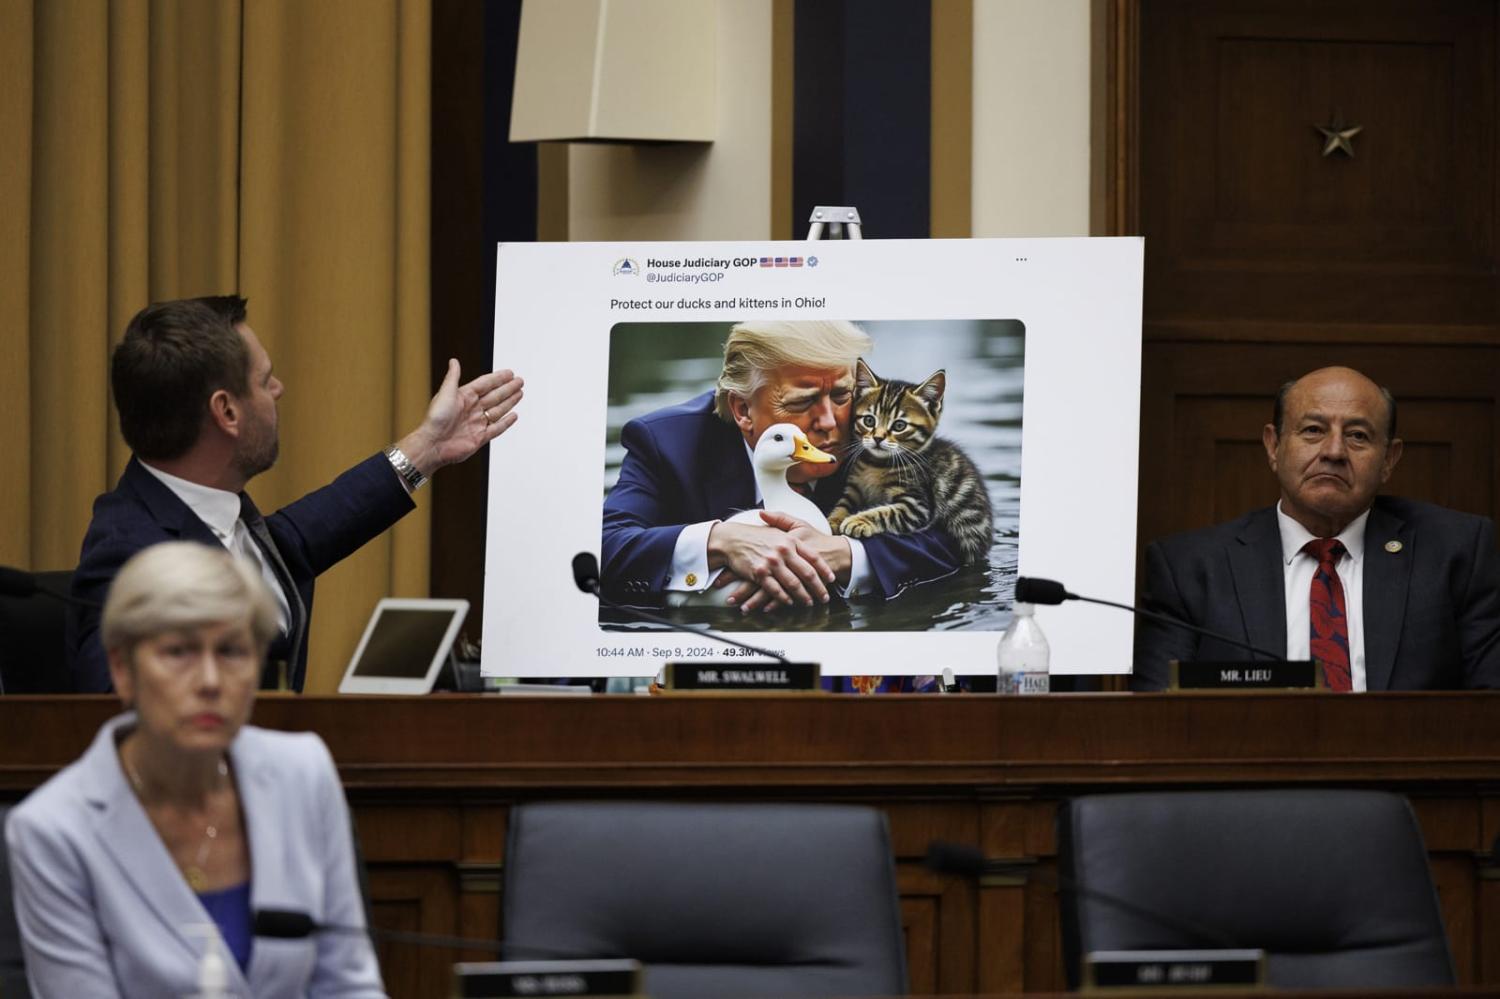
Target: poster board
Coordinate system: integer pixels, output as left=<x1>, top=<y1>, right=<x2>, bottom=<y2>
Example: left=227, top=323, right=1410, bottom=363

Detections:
left=482, top=238, right=1142, bottom=677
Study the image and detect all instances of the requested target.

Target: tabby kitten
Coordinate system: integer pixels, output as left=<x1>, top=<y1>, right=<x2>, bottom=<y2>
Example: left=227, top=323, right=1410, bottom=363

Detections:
left=828, top=360, right=994, bottom=565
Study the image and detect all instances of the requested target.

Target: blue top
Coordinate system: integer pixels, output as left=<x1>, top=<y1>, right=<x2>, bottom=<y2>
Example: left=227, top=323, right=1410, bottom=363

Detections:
left=197, top=881, right=253, bottom=972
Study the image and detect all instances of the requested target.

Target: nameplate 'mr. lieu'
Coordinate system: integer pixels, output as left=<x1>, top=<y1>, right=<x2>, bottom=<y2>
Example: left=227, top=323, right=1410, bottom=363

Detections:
left=1169, top=660, right=1321, bottom=691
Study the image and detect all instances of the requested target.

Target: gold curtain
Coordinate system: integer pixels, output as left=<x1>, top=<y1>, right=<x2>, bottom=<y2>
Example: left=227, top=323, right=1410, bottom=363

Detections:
left=0, top=0, right=432, bottom=693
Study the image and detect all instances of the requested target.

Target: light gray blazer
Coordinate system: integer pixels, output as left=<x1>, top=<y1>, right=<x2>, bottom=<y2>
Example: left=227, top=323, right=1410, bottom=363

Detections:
left=5, top=714, right=385, bottom=997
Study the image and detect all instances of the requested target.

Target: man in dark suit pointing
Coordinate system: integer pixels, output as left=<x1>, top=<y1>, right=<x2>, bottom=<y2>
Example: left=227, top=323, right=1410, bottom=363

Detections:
left=1133, top=366, right=1500, bottom=691
left=67, top=295, right=523, bottom=692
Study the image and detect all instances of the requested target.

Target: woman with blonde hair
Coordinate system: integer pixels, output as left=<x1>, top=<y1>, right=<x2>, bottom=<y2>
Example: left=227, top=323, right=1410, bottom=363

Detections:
left=6, top=541, right=384, bottom=996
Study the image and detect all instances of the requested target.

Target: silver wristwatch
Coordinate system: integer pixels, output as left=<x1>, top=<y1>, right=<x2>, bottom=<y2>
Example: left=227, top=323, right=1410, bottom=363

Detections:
left=384, top=446, right=428, bottom=491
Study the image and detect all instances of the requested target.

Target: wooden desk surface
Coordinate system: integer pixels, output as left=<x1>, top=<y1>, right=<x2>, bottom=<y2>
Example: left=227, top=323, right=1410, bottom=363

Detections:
left=5, top=691, right=1497, bottom=788
left=3, top=693, right=1497, bottom=996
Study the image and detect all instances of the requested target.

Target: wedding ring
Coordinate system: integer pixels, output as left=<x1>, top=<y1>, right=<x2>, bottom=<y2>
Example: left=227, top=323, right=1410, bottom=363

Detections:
left=484, top=408, right=493, bottom=423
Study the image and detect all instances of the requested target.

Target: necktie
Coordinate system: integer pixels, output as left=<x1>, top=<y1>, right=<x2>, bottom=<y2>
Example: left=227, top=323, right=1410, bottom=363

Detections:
left=239, top=494, right=307, bottom=690
left=1303, top=538, right=1351, bottom=691
left=229, top=521, right=288, bottom=629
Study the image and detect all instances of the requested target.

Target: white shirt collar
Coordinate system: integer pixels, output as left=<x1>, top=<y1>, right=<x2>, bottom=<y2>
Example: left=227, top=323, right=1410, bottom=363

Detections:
left=138, top=461, right=242, bottom=542
left=1275, top=501, right=1369, bottom=566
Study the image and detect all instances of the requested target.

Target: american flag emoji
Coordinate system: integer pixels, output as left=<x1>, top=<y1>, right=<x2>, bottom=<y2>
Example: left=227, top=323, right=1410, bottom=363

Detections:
left=789, top=256, right=804, bottom=267
left=774, top=257, right=788, bottom=267
left=759, top=257, right=773, bottom=267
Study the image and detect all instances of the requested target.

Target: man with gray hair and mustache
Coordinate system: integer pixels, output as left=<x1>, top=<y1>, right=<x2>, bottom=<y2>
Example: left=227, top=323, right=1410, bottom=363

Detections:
left=602, top=319, right=962, bottom=612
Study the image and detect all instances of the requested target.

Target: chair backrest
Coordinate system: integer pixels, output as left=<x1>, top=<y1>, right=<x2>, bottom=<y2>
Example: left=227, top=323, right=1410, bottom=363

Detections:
left=0, top=571, right=74, bottom=694
left=503, top=802, right=908, bottom=999
left=1057, top=789, right=1454, bottom=989
left=0, top=806, right=33, bottom=997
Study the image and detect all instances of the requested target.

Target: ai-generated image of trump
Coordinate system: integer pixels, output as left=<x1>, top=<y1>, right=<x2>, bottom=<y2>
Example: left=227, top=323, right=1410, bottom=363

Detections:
left=601, top=318, right=1025, bottom=633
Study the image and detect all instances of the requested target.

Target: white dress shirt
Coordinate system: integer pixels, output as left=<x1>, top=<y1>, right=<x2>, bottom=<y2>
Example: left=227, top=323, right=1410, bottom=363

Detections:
left=1277, top=502, right=1369, bottom=691
left=137, top=462, right=291, bottom=630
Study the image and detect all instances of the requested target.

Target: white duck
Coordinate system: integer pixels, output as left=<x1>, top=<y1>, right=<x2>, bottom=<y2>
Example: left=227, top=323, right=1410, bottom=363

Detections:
left=667, top=422, right=836, bottom=607
left=724, top=422, right=837, bottom=534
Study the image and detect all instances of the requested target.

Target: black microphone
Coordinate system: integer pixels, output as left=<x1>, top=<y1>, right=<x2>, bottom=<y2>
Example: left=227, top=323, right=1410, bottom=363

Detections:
left=0, top=566, right=101, bottom=609
left=571, top=552, right=602, bottom=595
left=1013, top=576, right=1281, bottom=660
left=1014, top=576, right=1070, bottom=606
left=572, top=552, right=796, bottom=667
left=255, top=907, right=503, bottom=952
left=253, top=908, right=322, bottom=939
left=923, top=841, right=1236, bottom=950
left=253, top=908, right=601, bottom=960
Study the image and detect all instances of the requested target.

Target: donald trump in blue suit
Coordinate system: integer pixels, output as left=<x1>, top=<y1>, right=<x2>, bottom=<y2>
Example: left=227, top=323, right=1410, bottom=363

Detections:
left=602, top=320, right=962, bottom=613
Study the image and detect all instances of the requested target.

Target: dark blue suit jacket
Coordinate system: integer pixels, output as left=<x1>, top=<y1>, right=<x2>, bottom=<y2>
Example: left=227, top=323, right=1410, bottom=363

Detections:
left=67, top=454, right=414, bottom=693
left=601, top=392, right=962, bottom=603
left=1131, top=496, right=1500, bottom=691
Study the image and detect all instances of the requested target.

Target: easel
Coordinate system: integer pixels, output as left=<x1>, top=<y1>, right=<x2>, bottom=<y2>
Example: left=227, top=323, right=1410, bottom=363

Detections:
left=806, top=205, right=863, bottom=240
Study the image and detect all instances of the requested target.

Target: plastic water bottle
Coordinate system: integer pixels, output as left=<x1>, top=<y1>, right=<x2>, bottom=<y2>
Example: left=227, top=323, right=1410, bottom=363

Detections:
left=997, top=602, right=1050, bottom=694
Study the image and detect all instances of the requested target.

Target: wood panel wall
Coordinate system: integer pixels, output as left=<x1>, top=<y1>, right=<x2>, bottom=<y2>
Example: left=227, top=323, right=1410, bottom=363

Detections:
left=1104, top=0, right=1500, bottom=567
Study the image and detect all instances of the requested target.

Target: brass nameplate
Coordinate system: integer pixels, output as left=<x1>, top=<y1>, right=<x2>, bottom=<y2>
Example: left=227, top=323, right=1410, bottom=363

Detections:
left=1083, top=949, right=1265, bottom=992
left=1169, top=660, right=1321, bottom=691
left=663, top=661, right=820, bottom=691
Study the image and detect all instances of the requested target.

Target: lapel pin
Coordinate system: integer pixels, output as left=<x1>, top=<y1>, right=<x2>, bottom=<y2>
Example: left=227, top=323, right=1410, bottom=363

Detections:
left=1384, top=540, right=1403, bottom=553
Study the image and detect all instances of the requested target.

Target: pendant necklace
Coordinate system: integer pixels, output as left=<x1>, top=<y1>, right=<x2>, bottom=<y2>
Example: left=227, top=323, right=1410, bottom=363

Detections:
left=124, top=754, right=229, bottom=892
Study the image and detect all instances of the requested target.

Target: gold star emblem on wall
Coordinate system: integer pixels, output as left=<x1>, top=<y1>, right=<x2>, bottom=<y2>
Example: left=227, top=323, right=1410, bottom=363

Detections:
left=1314, top=114, right=1363, bottom=158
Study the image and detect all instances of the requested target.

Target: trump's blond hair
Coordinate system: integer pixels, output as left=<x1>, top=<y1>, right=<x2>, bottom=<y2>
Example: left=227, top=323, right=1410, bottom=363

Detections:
left=713, top=320, right=872, bottom=422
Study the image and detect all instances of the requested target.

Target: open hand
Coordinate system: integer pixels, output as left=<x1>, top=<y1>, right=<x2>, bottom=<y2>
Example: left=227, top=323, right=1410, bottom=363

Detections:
left=399, top=359, right=524, bottom=475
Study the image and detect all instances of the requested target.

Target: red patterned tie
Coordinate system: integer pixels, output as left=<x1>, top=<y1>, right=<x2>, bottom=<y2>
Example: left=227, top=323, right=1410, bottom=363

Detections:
left=1303, top=538, right=1351, bottom=691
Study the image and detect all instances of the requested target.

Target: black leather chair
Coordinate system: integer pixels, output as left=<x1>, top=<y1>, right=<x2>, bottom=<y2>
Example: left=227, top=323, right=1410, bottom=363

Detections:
left=1057, top=789, right=1454, bottom=989
left=503, top=802, right=908, bottom=999
left=0, top=806, right=33, bottom=997
left=0, top=571, right=74, bottom=694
